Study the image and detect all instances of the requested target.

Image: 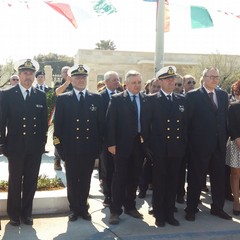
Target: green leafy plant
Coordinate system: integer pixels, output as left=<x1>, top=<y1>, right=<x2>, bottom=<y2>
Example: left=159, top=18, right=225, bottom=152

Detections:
left=0, top=175, right=64, bottom=192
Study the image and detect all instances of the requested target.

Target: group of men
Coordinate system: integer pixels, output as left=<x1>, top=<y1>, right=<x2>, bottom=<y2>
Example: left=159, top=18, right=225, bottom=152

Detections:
left=0, top=59, right=232, bottom=228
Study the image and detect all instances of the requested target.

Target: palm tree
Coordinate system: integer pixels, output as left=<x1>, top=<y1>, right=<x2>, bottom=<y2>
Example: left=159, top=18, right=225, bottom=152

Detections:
left=95, top=40, right=116, bottom=50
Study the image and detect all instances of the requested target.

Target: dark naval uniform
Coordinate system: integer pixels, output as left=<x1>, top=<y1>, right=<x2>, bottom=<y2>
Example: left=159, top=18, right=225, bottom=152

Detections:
left=0, top=84, right=48, bottom=222
left=53, top=89, right=104, bottom=216
left=151, top=91, right=187, bottom=224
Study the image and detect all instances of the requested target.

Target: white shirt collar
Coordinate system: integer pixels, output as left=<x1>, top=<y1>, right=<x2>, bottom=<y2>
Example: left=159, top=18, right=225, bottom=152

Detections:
left=203, top=86, right=216, bottom=95
left=73, top=88, right=87, bottom=98
left=127, top=90, right=139, bottom=97
left=19, top=83, right=32, bottom=95
left=161, top=89, right=172, bottom=97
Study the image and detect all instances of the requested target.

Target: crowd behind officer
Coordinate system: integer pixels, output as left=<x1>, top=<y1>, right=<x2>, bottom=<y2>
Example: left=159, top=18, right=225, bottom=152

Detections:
left=53, top=64, right=104, bottom=222
left=0, top=59, right=48, bottom=226
left=53, top=66, right=72, bottom=171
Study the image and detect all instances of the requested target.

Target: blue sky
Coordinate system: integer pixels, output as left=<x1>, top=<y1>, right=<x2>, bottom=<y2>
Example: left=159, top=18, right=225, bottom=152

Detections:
left=0, top=0, right=240, bottom=64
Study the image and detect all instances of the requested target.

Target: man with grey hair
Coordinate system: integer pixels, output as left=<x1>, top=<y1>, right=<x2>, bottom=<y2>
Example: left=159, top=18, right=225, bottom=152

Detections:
left=9, top=74, right=19, bottom=86
left=106, top=70, right=152, bottom=224
left=99, top=71, right=120, bottom=207
left=185, top=67, right=231, bottom=221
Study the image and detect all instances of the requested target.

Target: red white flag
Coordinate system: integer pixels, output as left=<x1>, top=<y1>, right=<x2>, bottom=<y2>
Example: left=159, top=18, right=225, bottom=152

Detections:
left=44, top=1, right=78, bottom=28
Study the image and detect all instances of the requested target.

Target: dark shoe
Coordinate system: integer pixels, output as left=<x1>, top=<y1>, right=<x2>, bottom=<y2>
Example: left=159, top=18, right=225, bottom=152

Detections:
left=9, top=218, right=20, bottom=226
left=124, top=209, right=143, bottom=219
left=155, top=220, right=165, bottom=227
left=201, top=186, right=209, bottom=193
left=233, top=209, right=240, bottom=216
left=68, top=212, right=78, bottom=222
left=79, top=211, right=92, bottom=221
left=54, top=159, right=62, bottom=171
left=109, top=213, right=120, bottom=225
left=103, top=197, right=111, bottom=207
left=210, top=209, right=232, bottom=220
left=138, top=191, right=146, bottom=199
left=225, top=194, right=234, bottom=201
left=21, top=217, right=33, bottom=225
left=166, top=217, right=180, bottom=226
left=148, top=207, right=153, bottom=215
left=176, top=196, right=185, bottom=204
left=185, top=212, right=195, bottom=221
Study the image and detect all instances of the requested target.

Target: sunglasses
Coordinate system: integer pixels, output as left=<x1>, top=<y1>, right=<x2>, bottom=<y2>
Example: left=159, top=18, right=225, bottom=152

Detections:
left=187, top=80, right=196, bottom=85
left=175, top=83, right=182, bottom=87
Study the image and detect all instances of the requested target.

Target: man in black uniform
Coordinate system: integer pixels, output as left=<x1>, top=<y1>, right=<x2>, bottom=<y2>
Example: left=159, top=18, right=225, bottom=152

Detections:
left=151, top=66, right=187, bottom=227
left=35, top=70, right=52, bottom=93
left=0, top=59, right=48, bottom=226
left=53, top=64, right=104, bottom=222
left=99, top=71, right=120, bottom=207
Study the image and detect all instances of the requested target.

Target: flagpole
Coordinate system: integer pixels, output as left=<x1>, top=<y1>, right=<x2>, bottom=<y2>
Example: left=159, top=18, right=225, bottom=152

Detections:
left=155, top=0, right=165, bottom=73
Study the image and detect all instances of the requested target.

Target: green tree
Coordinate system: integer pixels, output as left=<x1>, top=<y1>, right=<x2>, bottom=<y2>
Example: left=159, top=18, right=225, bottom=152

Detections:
left=34, top=53, right=74, bottom=75
left=0, top=59, right=14, bottom=88
left=183, top=53, right=240, bottom=92
left=95, top=40, right=116, bottom=50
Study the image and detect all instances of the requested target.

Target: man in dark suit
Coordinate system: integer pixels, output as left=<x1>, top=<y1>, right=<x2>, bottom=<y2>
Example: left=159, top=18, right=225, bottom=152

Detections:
left=150, top=66, right=187, bottom=227
left=53, top=64, right=104, bottom=222
left=99, top=71, right=120, bottom=207
left=35, top=70, right=52, bottom=93
left=185, top=67, right=231, bottom=221
left=0, top=59, right=48, bottom=226
left=106, top=70, right=152, bottom=225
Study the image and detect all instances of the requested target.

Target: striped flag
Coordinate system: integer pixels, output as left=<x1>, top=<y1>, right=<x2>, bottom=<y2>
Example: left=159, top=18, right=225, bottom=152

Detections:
left=144, top=0, right=213, bottom=30
left=44, top=0, right=117, bottom=29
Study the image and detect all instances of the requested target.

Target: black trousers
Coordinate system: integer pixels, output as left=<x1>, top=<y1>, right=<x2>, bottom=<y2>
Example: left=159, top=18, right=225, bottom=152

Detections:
left=186, top=148, right=226, bottom=214
left=7, top=153, right=42, bottom=220
left=100, top=145, right=115, bottom=198
left=110, top=135, right=144, bottom=215
left=152, top=155, right=182, bottom=221
left=138, top=158, right=152, bottom=193
left=65, top=154, right=95, bottom=214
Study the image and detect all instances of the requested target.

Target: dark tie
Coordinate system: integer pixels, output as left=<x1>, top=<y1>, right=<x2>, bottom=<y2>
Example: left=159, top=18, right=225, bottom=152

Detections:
left=79, top=91, right=85, bottom=106
left=166, top=94, right=172, bottom=101
left=132, top=95, right=138, bottom=113
left=40, top=85, right=43, bottom=91
left=25, top=89, right=30, bottom=101
left=208, top=92, right=217, bottom=111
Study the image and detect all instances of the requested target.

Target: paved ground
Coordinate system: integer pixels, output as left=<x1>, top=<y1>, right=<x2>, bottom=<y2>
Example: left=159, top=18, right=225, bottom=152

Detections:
left=1, top=139, right=240, bottom=240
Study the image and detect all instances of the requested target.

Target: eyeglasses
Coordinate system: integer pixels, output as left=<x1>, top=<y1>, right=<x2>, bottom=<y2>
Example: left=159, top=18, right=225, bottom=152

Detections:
left=11, top=78, right=19, bottom=81
left=187, top=80, right=196, bottom=85
left=175, top=83, right=182, bottom=87
left=205, top=75, right=220, bottom=80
